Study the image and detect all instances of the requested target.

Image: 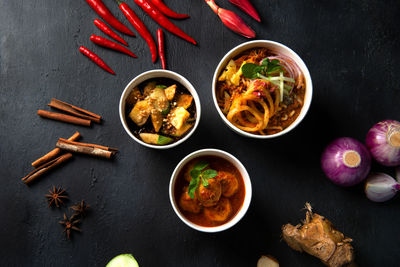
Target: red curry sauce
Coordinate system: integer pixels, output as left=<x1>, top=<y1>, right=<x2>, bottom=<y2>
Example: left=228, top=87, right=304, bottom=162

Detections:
left=174, top=156, right=245, bottom=227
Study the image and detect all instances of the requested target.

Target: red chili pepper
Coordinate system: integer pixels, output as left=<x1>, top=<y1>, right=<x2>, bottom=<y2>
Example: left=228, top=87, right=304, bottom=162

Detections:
left=85, top=0, right=135, bottom=36
left=117, top=1, right=157, bottom=63
left=90, top=35, right=137, bottom=58
left=157, top=29, right=166, bottom=69
left=79, top=46, right=115, bottom=75
left=149, top=0, right=190, bottom=19
left=134, top=0, right=196, bottom=45
left=94, top=19, right=129, bottom=46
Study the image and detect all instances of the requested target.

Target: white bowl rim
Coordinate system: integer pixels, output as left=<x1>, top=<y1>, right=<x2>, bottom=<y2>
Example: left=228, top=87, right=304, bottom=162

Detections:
left=212, top=40, right=313, bottom=139
left=169, top=148, right=252, bottom=233
left=119, top=69, right=201, bottom=149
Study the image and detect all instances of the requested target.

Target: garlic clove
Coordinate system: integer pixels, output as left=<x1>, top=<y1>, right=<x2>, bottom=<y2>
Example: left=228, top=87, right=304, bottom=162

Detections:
left=365, top=172, right=400, bottom=202
left=257, top=255, right=279, bottom=267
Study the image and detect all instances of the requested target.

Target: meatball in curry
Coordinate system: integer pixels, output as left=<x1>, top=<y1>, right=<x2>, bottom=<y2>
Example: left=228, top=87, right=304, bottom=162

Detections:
left=174, top=156, right=245, bottom=227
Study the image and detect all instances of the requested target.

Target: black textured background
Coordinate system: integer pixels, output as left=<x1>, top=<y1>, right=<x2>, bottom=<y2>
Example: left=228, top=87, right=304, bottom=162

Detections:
left=1, top=0, right=400, bottom=266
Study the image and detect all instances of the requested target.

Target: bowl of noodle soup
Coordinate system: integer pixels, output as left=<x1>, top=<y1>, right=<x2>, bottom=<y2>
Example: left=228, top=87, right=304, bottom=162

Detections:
left=212, top=40, right=312, bottom=138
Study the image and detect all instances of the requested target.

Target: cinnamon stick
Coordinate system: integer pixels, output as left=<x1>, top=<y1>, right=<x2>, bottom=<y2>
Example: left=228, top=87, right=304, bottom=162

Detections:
left=22, top=153, right=73, bottom=184
left=57, top=138, right=118, bottom=151
left=56, top=138, right=118, bottom=159
left=31, top=132, right=81, bottom=168
left=48, top=98, right=101, bottom=123
left=37, top=110, right=91, bottom=126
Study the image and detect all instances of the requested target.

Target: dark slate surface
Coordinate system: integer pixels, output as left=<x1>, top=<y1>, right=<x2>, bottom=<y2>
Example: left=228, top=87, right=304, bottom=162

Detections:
left=1, top=0, right=399, bottom=266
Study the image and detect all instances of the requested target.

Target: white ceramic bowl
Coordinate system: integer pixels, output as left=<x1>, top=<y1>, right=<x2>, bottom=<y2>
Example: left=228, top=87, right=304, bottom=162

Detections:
left=169, top=149, right=252, bottom=232
left=119, top=69, right=201, bottom=149
left=212, top=40, right=313, bottom=139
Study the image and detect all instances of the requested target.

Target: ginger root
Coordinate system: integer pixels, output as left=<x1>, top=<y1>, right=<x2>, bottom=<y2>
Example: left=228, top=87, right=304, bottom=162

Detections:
left=282, top=203, right=355, bottom=267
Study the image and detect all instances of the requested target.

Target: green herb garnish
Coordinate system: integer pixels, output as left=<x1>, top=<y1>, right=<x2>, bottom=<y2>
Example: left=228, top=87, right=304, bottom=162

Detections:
left=241, top=59, right=296, bottom=102
left=156, top=84, right=167, bottom=89
left=261, top=58, right=283, bottom=73
left=241, top=58, right=283, bottom=79
left=187, top=161, right=218, bottom=199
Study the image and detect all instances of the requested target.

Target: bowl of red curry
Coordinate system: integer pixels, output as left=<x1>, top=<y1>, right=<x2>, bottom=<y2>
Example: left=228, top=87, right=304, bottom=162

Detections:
left=212, top=40, right=312, bottom=138
left=169, top=149, right=252, bottom=232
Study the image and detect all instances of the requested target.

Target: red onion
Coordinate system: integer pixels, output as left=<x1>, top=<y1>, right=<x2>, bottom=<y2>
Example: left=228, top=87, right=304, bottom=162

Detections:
left=321, top=137, right=371, bottom=186
left=267, top=55, right=304, bottom=89
left=366, top=120, right=400, bottom=166
left=365, top=173, right=400, bottom=202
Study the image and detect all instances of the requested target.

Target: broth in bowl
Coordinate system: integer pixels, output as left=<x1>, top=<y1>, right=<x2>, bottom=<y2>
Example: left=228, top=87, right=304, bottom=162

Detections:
left=216, top=47, right=306, bottom=135
left=174, top=156, right=245, bottom=227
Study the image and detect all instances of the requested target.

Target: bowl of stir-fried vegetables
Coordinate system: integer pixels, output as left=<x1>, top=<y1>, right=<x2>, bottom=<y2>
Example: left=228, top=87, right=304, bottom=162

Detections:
left=119, top=69, right=201, bottom=149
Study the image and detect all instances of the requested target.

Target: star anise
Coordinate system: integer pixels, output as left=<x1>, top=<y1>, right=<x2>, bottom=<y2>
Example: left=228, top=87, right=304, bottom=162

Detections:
left=59, top=213, right=81, bottom=239
left=45, top=185, right=68, bottom=208
left=70, top=200, right=90, bottom=217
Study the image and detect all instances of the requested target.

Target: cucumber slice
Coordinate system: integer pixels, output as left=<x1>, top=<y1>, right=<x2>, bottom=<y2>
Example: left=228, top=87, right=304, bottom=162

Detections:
left=106, top=254, right=139, bottom=267
left=157, top=135, right=173, bottom=145
left=161, top=102, right=170, bottom=115
left=140, top=133, right=173, bottom=145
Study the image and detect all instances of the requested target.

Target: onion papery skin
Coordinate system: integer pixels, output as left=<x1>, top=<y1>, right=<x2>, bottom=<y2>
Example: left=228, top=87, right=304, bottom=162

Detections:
left=366, top=120, right=400, bottom=166
left=321, top=137, right=371, bottom=187
left=365, top=173, right=400, bottom=202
